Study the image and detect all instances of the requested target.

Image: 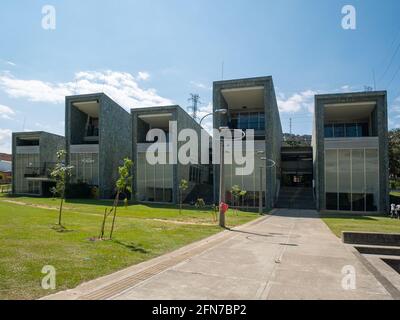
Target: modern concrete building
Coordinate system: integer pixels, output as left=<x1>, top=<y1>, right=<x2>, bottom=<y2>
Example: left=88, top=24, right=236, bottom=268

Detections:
left=213, top=76, right=282, bottom=210
left=12, top=131, right=65, bottom=196
left=132, top=105, right=212, bottom=204
left=65, top=93, right=131, bottom=199
left=313, top=91, right=389, bottom=213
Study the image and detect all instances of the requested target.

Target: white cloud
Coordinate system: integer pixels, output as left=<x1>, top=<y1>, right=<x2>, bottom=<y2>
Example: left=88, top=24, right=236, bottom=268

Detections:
left=196, top=102, right=213, bottom=133
left=390, top=96, right=400, bottom=128
left=137, top=71, right=150, bottom=81
left=6, top=61, right=16, bottom=67
left=0, top=104, right=15, bottom=119
left=0, top=128, right=12, bottom=153
left=0, top=70, right=172, bottom=109
left=190, top=81, right=212, bottom=91
left=277, top=90, right=317, bottom=113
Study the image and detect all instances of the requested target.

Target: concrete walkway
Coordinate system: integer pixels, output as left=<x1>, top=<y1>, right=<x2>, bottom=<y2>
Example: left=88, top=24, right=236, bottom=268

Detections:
left=44, top=209, right=393, bottom=300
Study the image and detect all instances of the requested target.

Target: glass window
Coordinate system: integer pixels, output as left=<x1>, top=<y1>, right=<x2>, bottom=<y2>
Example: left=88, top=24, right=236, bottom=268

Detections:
left=325, top=149, right=337, bottom=193
left=238, top=114, right=248, bottom=130
left=365, top=149, right=379, bottom=211
left=339, top=193, right=351, bottom=211
left=259, top=113, right=265, bottom=130
left=324, top=124, right=333, bottom=138
left=360, top=123, right=369, bottom=137
left=352, top=193, right=365, bottom=211
left=352, top=149, right=364, bottom=194
left=334, top=124, right=345, bottom=137
left=345, top=123, right=357, bottom=137
left=326, top=193, right=338, bottom=210
left=248, top=113, right=259, bottom=130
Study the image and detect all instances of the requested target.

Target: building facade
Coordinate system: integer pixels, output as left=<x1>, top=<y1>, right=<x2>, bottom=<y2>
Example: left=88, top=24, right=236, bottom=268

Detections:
left=65, top=93, right=132, bottom=199
left=213, top=77, right=282, bottom=210
left=132, top=105, right=211, bottom=204
left=12, top=131, right=65, bottom=196
left=313, top=91, right=389, bottom=213
left=10, top=77, right=389, bottom=214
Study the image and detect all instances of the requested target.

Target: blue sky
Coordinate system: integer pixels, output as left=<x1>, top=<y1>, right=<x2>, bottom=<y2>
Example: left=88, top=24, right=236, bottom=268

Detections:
left=1, top=0, right=400, bottom=153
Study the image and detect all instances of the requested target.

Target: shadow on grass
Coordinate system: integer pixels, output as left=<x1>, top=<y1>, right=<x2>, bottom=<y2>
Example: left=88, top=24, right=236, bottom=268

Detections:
left=113, top=240, right=150, bottom=254
left=51, top=225, right=74, bottom=233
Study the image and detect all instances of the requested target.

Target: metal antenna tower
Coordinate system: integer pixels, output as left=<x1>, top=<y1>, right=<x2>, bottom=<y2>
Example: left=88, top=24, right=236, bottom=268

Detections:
left=188, top=93, right=201, bottom=121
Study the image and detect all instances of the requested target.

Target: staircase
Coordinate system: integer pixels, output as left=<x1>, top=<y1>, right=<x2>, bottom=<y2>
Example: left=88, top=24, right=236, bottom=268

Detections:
left=184, top=184, right=214, bottom=205
left=276, top=186, right=315, bottom=209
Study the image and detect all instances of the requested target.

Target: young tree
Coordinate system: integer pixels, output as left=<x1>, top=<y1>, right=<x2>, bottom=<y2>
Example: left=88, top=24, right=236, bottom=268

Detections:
left=101, top=158, right=133, bottom=240
left=178, top=179, right=188, bottom=214
left=50, top=150, right=74, bottom=228
left=231, top=185, right=241, bottom=215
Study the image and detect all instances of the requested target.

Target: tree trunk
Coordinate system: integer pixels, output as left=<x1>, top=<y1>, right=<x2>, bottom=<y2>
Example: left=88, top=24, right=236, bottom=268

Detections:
left=179, top=190, right=182, bottom=214
left=58, top=195, right=64, bottom=226
left=109, top=192, right=120, bottom=239
left=99, top=208, right=110, bottom=239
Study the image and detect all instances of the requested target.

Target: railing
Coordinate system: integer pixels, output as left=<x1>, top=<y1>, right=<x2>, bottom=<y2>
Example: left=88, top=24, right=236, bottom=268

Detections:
left=0, top=184, right=11, bottom=193
left=24, top=162, right=57, bottom=178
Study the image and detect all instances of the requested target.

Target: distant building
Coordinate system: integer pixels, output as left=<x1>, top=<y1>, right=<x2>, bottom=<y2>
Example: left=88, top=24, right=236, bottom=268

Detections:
left=0, top=158, right=11, bottom=184
left=65, top=93, right=131, bottom=199
left=132, top=105, right=212, bottom=204
left=213, top=76, right=282, bottom=210
left=313, top=91, right=389, bottom=213
left=12, top=131, right=65, bottom=195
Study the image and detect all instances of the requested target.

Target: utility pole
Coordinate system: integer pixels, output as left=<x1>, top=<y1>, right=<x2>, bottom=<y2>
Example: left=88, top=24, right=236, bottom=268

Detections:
left=188, top=93, right=200, bottom=121
left=219, top=136, right=225, bottom=227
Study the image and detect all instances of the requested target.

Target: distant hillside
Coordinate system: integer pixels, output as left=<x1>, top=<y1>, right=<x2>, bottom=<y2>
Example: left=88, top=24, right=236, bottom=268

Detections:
left=0, top=153, right=11, bottom=162
left=282, top=133, right=312, bottom=147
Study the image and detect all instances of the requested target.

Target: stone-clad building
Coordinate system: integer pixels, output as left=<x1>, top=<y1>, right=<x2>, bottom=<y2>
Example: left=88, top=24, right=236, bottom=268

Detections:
left=12, top=131, right=65, bottom=196
left=11, top=78, right=390, bottom=214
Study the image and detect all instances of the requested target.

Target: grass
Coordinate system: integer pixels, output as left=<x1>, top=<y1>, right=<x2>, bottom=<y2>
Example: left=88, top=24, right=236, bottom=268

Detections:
left=321, top=212, right=400, bottom=238
left=0, top=194, right=258, bottom=300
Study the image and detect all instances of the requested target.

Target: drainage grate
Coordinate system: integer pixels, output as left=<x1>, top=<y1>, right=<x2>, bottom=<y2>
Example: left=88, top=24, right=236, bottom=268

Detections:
left=80, top=232, right=235, bottom=300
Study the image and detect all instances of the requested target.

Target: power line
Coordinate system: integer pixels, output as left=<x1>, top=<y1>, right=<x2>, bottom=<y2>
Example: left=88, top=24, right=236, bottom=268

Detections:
left=386, top=62, right=400, bottom=89
left=379, top=36, right=400, bottom=83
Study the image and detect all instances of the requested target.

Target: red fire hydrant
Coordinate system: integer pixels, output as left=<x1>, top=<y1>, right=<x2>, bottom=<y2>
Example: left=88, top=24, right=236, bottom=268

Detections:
left=219, top=202, right=229, bottom=214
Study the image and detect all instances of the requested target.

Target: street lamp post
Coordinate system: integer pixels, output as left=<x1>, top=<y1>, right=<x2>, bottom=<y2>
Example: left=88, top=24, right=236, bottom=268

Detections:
left=200, top=109, right=228, bottom=228
left=219, top=135, right=225, bottom=227
left=257, top=151, right=275, bottom=215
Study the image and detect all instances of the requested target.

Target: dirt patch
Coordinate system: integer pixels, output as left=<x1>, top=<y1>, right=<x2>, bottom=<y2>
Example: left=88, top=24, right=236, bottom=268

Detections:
left=1, top=199, right=59, bottom=211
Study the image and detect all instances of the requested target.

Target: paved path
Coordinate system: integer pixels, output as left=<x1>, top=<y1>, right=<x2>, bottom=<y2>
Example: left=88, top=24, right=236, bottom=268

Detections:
left=45, top=209, right=392, bottom=300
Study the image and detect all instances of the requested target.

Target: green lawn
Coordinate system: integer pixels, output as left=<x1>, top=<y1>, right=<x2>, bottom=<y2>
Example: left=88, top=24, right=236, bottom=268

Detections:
left=0, top=195, right=258, bottom=300
left=321, top=212, right=400, bottom=238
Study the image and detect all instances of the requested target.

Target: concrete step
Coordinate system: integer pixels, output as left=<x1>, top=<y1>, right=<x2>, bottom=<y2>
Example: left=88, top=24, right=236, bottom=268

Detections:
left=354, top=244, right=400, bottom=256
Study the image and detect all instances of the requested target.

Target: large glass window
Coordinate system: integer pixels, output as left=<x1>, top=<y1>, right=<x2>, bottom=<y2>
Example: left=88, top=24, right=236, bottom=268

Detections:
left=231, top=112, right=265, bottom=131
left=136, top=151, right=173, bottom=203
left=334, top=124, right=345, bottom=137
left=224, top=149, right=266, bottom=208
left=15, top=153, right=40, bottom=194
left=365, top=149, right=379, bottom=211
left=324, top=124, right=333, bottom=138
left=325, top=123, right=370, bottom=138
left=70, top=153, right=99, bottom=185
left=324, top=148, right=379, bottom=212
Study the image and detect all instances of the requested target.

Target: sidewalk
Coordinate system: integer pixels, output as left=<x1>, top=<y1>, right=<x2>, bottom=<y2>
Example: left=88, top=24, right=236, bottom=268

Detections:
left=44, top=209, right=393, bottom=300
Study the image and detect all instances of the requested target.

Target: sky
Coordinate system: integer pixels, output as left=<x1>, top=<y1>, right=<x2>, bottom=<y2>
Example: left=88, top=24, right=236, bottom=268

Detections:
left=1, top=0, right=400, bottom=153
